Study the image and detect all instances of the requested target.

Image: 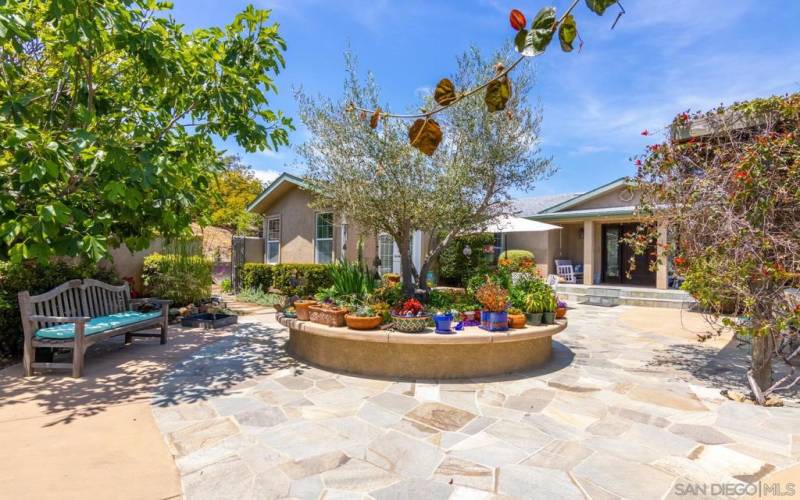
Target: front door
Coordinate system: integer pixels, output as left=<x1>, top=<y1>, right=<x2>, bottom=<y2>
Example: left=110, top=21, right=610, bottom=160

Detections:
left=602, top=223, right=656, bottom=286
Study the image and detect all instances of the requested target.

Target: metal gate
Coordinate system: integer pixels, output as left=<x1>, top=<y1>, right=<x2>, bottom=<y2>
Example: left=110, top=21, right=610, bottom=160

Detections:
left=231, top=236, right=247, bottom=293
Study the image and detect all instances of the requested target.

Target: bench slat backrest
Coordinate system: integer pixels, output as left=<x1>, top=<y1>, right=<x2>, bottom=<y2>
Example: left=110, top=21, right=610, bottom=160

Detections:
left=20, top=279, right=132, bottom=332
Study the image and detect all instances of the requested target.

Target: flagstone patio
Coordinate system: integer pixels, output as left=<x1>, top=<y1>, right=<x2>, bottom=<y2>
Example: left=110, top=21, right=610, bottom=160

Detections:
left=152, top=305, right=799, bottom=500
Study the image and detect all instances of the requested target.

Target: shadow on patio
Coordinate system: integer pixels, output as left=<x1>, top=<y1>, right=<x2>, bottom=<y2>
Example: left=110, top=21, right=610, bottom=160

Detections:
left=0, top=320, right=292, bottom=426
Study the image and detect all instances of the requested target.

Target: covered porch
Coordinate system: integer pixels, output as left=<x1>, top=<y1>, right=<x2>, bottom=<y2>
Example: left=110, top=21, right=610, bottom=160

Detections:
left=530, top=214, right=670, bottom=290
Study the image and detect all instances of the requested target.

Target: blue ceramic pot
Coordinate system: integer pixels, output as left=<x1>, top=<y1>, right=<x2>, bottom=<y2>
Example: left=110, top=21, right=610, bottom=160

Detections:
left=480, top=310, right=509, bottom=331
left=433, top=312, right=453, bottom=333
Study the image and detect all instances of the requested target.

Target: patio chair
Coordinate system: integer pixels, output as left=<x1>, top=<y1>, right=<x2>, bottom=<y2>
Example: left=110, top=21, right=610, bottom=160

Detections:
left=555, top=259, right=583, bottom=284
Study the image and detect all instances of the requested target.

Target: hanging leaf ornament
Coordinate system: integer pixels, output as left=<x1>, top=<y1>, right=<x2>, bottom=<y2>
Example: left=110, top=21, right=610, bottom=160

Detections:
left=509, top=9, right=526, bottom=31
left=370, top=106, right=381, bottom=129
left=514, top=6, right=556, bottom=56
left=408, top=118, right=443, bottom=156
left=558, top=14, right=577, bottom=52
left=484, top=64, right=512, bottom=112
left=434, top=78, right=457, bottom=106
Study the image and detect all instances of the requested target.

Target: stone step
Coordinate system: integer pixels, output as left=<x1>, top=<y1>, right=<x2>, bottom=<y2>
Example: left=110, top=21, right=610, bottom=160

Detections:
left=554, top=285, right=696, bottom=309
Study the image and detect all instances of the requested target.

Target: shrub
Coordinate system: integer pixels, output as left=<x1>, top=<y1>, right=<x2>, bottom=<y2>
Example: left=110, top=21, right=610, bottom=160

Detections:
left=220, top=278, right=233, bottom=293
left=0, top=260, right=119, bottom=357
left=498, top=249, right=536, bottom=272
left=142, top=253, right=213, bottom=306
left=437, top=233, right=494, bottom=286
left=239, top=263, right=333, bottom=297
left=240, top=263, right=274, bottom=292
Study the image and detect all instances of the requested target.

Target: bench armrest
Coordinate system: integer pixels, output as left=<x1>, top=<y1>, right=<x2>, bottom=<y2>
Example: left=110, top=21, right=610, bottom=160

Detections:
left=29, top=315, right=91, bottom=324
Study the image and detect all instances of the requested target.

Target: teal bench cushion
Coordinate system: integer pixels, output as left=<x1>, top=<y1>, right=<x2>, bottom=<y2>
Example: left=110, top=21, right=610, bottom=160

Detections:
left=35, top=311, right=162, bottom=340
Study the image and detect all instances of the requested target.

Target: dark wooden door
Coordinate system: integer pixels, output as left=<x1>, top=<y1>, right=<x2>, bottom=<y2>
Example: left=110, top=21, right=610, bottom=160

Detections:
left=602, top=223, right=656, bottom=286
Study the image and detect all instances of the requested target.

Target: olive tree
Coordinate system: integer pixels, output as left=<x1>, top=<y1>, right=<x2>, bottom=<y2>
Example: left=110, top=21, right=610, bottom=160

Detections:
left=296, top=49, right=553, bottom=296
left=0, top=1, right=292, bottom=263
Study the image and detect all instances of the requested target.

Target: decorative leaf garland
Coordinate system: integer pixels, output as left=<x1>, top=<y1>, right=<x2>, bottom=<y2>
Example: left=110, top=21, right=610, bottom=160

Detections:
left=351, top=0, right=623, bottom=155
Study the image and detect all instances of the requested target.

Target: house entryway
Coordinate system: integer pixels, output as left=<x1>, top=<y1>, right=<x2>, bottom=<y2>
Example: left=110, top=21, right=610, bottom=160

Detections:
left=601, top=223, right=656, bottom=287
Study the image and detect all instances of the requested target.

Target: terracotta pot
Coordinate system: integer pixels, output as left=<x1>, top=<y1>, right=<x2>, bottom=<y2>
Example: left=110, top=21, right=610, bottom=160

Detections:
left=294, top=300, right=317, bottom=321
left=555, top=307, right=567, bottom=319
left=508, top=313, right=526, bottom=329
left=309, top=305, right=347, bottom=327
left=345, top=314, right=382, bottom=330
left=386, top=275, right=400, bottom=285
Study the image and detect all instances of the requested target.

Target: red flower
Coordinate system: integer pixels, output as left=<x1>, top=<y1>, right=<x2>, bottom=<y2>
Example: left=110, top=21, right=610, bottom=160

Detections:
left=733, top=171, right=749, bottom=181
left=634, top=159, right=642, bottom=166
left=674, top=257, right=686, bottom=266
left=678, top=112, right=690, bottom=123
left=641, top=129, right=650, bottom=136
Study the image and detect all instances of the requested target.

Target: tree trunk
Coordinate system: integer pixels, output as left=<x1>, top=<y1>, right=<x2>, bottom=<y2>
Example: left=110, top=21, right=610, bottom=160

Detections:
left=397, top=237, right=416, bottom=298
left=417, top=258, right=431, bottom=291
left=751, top=332, right=774, bottom=392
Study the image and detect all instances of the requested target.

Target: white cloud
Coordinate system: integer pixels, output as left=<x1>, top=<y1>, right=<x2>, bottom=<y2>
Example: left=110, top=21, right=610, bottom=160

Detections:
left=252, top=168, right=281, bottom=185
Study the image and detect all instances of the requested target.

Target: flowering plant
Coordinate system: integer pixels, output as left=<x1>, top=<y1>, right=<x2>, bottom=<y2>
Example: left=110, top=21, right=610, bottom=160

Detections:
left=395, top=297, right=425, bottom=317
left=557, top=299, right=567, bottom=309
left=475, top=283, right=509, bottom=312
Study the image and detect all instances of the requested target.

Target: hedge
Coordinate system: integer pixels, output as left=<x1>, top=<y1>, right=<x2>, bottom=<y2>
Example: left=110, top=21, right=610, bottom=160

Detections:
left=0, top=260, right=119, bottom=358
left=437, top=233, right=495, bottom=286
left=240, top=263, right=333, bottom=297
left=142, top=253, right=213, bottom=306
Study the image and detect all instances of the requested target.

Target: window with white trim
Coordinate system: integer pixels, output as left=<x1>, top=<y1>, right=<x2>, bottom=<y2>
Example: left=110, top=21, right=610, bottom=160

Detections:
left=315, top=212, right=334, bottom=264
left=378, top=234, right=394, bottom=275
left=266, top=217, right=280, bottom=264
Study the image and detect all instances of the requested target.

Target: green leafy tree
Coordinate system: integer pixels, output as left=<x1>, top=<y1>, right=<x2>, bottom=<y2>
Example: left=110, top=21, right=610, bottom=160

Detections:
left=628, top=95, right=800, bottom=402
left=0, top=1, right=292, bottom=263
left=297, top=49, right=553, bottom=297
left=209, top=155, right=265, bottom=235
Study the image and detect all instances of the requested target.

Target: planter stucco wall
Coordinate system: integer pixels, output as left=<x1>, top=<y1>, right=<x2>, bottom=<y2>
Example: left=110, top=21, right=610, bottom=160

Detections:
left=280, top=316, right=566, bottom=379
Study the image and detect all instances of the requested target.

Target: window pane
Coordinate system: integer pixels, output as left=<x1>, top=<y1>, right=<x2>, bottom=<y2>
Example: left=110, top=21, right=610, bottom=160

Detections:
left=378, top=234, right=394, bottom=275
left=315, top=239, right=333, bottom=264
left=267, top=241, right=280, bottom=264
left=267, top=218, right=280, bottom=240
left=316, top=213, right=333, bottom=239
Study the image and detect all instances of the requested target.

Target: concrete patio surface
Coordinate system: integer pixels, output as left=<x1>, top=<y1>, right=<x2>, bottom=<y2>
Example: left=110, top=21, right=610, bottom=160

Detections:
left=0, top=322, right=235, bottom=500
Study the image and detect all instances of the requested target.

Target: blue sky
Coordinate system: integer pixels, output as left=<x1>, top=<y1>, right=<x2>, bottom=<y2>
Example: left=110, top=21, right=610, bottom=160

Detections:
left=170, top=0, right=800, bottom=196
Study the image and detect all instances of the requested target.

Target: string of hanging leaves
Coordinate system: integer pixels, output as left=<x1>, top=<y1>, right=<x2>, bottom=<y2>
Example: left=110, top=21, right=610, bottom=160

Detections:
left=350, top=0, right=624, bottom=156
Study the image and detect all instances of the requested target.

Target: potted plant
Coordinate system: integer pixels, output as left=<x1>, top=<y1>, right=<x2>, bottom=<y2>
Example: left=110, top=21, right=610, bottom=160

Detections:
left=391, top=297, right=430, bottom=333
left=542, top=290, right=557, bottom=325
left=384, top=273, right=401, bottom=285
left=507, top=307, right=526, bottom=328
left=556, top=299, right=567, bottom=319
left=475, top=282, right=509, bottom=331
left=293, top=298, right=317, bottom=321
left=345, top=306, right=382, bottom=330
left=433, top=309, right=459, bottom=333
left=522, top=290, right=542, bottom=325
left=309, top=302, right=349, bottom=327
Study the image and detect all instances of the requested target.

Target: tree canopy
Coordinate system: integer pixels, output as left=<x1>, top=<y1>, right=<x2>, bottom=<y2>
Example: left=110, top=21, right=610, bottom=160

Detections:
left=208, top=156, right=265, bottom=236
left=0, top=1, right=292, bottom=263
left=297, top=49, right=552, bottom=296
left=628, top=94, right=800, bottom=400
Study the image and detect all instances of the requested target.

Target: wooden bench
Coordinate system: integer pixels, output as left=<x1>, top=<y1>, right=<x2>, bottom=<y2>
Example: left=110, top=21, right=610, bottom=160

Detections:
left=18, top=279, right=171, bottom=377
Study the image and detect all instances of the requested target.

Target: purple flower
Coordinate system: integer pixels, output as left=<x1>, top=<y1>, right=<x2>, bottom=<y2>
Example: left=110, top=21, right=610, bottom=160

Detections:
left=557, top=300, right=567, bottom=308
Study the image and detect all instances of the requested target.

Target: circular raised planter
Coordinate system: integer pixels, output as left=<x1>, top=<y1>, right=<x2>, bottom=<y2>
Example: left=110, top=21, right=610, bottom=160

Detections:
left=277, top=315, right=566, bottom=379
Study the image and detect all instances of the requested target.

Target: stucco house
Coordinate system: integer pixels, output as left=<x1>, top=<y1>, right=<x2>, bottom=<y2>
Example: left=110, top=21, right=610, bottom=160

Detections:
left=246, top=173, right=671, bottom=290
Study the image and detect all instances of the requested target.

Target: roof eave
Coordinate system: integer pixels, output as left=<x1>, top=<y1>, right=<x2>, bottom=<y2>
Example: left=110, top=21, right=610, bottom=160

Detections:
left=538, top=177, right=630, bottom=214
left=246, top=172, right=308, bottom=213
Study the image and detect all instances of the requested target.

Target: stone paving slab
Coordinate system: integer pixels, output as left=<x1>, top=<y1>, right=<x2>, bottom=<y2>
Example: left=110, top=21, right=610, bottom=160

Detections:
left=151, top=304, right=800, bottom=499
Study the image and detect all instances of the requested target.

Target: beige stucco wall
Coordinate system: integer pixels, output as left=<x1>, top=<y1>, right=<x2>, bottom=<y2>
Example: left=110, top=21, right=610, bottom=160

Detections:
left=258, top=185, right=430, bottom=270
left=107, top=240, right=165, bottom=288
left=262, top=188, right=318, bottom=264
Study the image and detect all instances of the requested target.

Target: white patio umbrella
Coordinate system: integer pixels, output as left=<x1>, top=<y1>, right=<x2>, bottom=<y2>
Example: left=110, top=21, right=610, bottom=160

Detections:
left=482, top=216, right=561, bottom=234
